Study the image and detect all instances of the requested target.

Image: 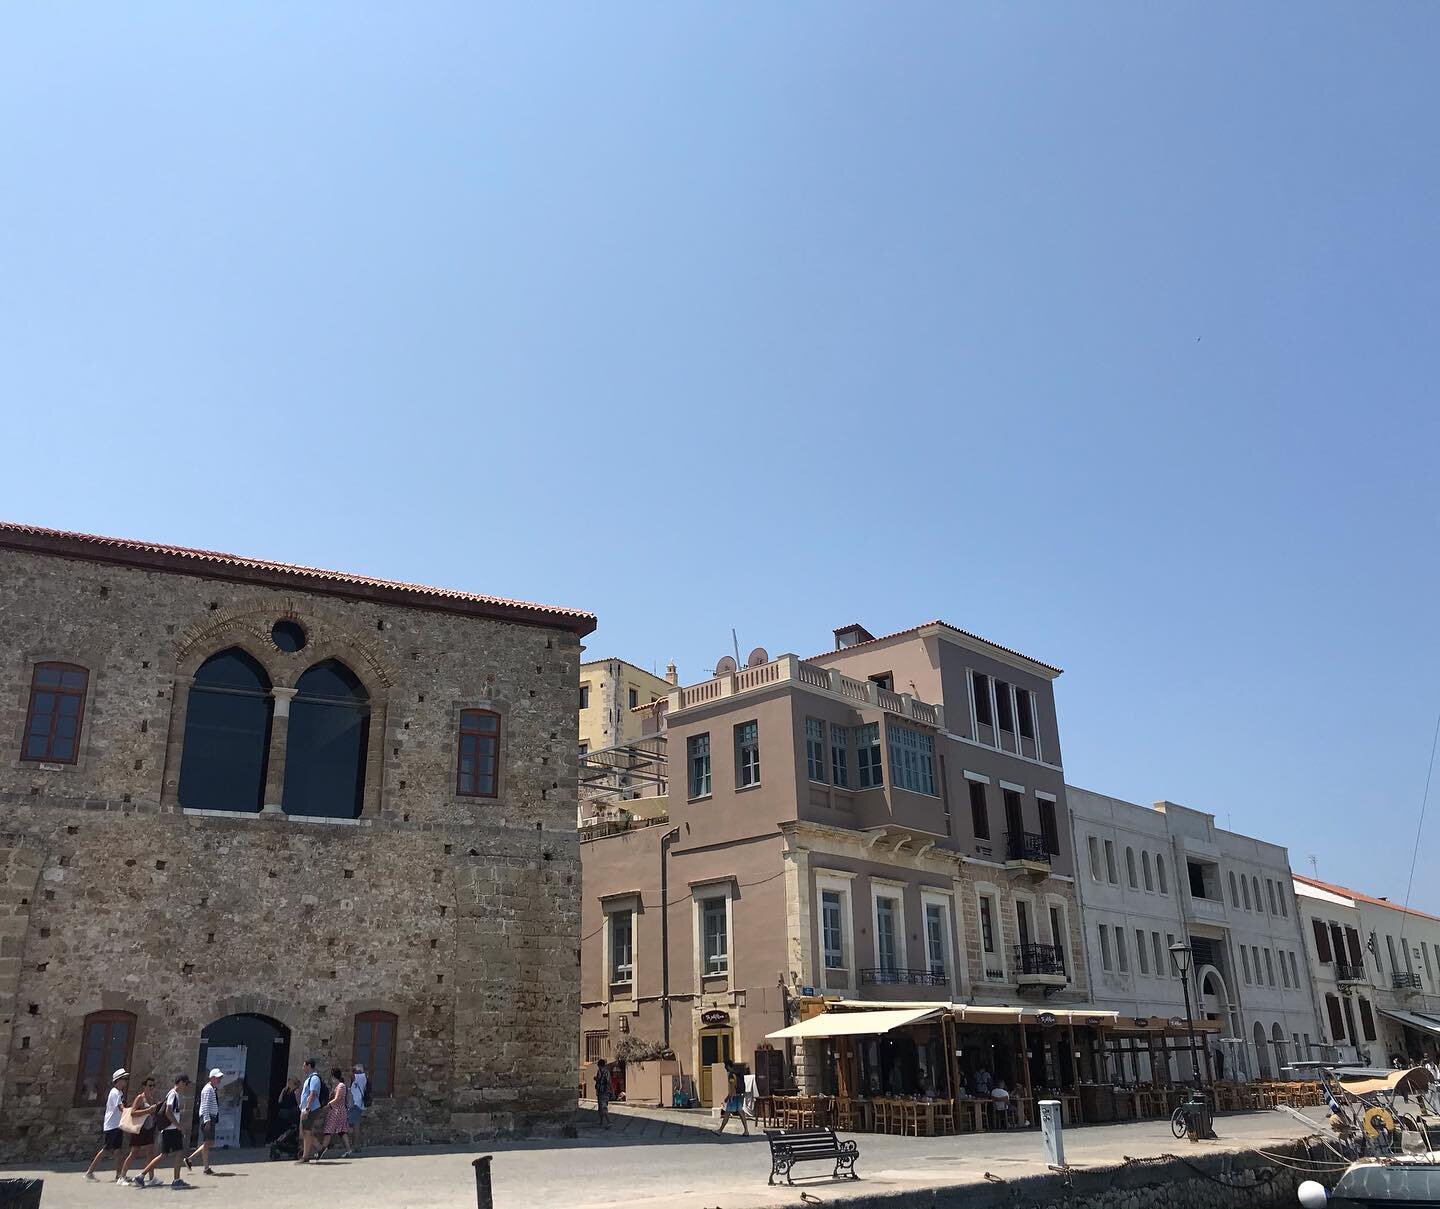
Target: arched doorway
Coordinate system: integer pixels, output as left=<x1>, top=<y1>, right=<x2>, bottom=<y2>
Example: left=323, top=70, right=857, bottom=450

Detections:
left=1253, top=1020, right=1271, bottom=1078
left=197, top=1014, right=291, bottom=1147
left=1272, top=1023, right=1288, bottom=1073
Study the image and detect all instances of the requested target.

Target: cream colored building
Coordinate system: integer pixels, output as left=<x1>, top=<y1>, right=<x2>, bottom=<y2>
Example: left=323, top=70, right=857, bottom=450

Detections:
left=578, top=658, right=674, bottom=755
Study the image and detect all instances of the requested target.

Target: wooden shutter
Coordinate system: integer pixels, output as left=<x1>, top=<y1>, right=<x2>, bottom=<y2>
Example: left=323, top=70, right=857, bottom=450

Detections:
left=1345, top=927, right=1364, bottom=966
left=1358, top=998, right=1377, bottom=1041
left=1313, top=919, right=1332, bottom=963
left=1326, top=994, right=1346, bottom=1041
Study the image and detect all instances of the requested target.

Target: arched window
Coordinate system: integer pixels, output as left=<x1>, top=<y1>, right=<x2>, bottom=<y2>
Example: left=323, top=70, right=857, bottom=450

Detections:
left=1142, top=852, right=1154, bottom=893
left=179, top=649, right=273, bottom=812
left=1253, top=1020, right=1271, bottom=1077
left=1156, top=855, right=1168, bottom=895
left=456, top=709, right=501, bottom=798
left=352, top=1011, right=397, bottom=1097
left=1241, top=876, right=1251, bottom=911
left=75, top=1010, right=135, bottom=1106
left=22, top=662, right=89, bottom=764
left=1272, top=1022, right=1288, bottom=1070
left=1229, top=872, right=1240, bottom=908
left=1125, top=847, right=1138, bottom=889
left=283, top=660, right=370, bottom=818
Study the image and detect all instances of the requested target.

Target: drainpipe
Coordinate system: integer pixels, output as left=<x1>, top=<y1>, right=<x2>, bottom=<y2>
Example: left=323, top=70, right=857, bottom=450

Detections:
left=660, top=827, right=680, bottom=1049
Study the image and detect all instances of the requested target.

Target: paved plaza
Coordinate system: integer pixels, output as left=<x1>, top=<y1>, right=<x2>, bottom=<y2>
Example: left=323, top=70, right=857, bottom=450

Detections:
left=3, top=1105, right=1328, bottom=1209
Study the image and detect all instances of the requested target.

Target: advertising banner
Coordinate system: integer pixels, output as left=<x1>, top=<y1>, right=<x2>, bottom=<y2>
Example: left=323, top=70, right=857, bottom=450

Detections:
left=205, top=1046, right=247, bottom=1149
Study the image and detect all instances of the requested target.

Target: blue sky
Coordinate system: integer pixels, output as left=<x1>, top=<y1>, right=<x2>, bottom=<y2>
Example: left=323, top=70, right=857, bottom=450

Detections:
left=4, top=5, right=1438, bottom=907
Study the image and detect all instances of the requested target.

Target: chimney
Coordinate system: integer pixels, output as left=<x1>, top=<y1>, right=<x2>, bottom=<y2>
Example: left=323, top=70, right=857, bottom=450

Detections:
left=665, top=660, right=678, bottom=686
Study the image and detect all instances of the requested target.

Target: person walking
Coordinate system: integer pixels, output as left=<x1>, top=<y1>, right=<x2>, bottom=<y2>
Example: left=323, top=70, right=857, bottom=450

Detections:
left=83, top=1069, right=130, bottom=1182
left=297, top=1059, right=324, bottom=1163
left=593, top=1059, right=613, bottom=1129
left=117, top=1075, right=160, bottom=1184
left=135, top=1075, right=192, bottom=1190
left=185, top=1068, right=223, bottom=1175
left=348, top=1065, right=368, bottom=1154
left=320, top=1068, right=353, bottom=1158
left=716, top=1061, right=749, bottom=1136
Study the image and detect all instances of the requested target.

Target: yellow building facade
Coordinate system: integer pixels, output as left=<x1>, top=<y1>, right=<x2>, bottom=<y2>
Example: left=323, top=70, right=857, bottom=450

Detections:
left=578, top=657, right=674, bottom=754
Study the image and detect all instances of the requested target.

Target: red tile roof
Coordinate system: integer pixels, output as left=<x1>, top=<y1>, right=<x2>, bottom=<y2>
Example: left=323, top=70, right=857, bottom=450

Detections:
left=0, top=520, right=596, bottom=635
left=1293, top=873, right=1440, bottom=926
left=810, top=619, right=1063, bottom=676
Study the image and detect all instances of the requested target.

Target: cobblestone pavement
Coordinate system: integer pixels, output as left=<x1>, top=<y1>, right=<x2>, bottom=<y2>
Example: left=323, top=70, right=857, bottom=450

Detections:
left=1, top=1105, right=1329, bottom=1209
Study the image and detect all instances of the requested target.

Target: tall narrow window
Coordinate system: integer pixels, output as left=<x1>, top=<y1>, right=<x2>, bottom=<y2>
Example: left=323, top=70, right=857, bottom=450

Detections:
left=979, top=895, right=996, bottom=955
left=352, top=1011, right=397, bottom=1097
left=1288, top=950, right=1301, bottom=989
left=856, top=723, right=882, bottom=788
left=178, top=648, right=274, bottom=813
left=1166, top=933, right=1177, bottom=975
left=821, top=891, right=845, bottom=971
left=283, top=660, right=370, bottom=818
left=627, top=687, right=638, bottom=709
left=1088, top=835, right=1102, bottom=879
left=75, top=1011, right=135, bottom=1107
left=830, top=725, right=849, bottom=788
left=971, top=782, right=991, bottom=840
left=702, top=898, right=729, bottom=975
left=687, top=733, right=711, bottom=798
left=1104, top=840, right=1118, bottom=884
left=925, top=903, right=947, bottom=977
left=1004, top=790, right=1024, bottom=841
left=971, top=672, right=993, bottom=728
left=1125, top=847, right=1138, bottom=889
left=1264, top=949, right=1276, bottom=986
left=1099, top=925, right=1113, bottom=972
left=1152, top=931, right=1164, bottom=977
left=580, top=684, right=590, bottom=710
left=1016, top=689, right=1036, bottom=740
left=1241, top=877, right=1251, bottom=911
left=1136, top=929, right=1150, bottom=974
left=1142, top=852, right=1154, bottom=892
left=1326, top=994, right=1346, bottom=1041
left=1050, top=906, right=1067, bottom=971
left=1016, top=900, right=1031, bottom=948
left=734, top=721, right=760, bottom=787
left=1230, top=872, right=1240, bottom=908
left=888, top=726, right=936, bottom=794
left=1115, top=927, right=1129, bottom=973
left=875, top=896, right=899, bottom=972
left=1280, top=952, right=1291, bottom=988
left=456, top=709, right=500, bottom=798
left=805, top=718, right=826, bottom=782
left=1038, top=799, right=1059, bottom=855
left=1312, top=919, right=1333, bottom=963
left=1267, top=880, right=1279, bottom=915
left=994, top=680, right=1015, bottom=734
left=1157, top=855, right=1169, bottom=895
left=610, top=910, right=634, bottom=987
left=22, top=662, right=88, bottom=763
left=1252, top=877, right=1263, bottom=914
left=1358, top=997, right=1377, bottom=1041
left=1241, top=946, right=1252, bottom=984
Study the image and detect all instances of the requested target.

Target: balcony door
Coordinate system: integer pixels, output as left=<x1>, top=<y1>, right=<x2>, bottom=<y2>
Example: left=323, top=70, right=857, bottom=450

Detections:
left=1016, top=900, right=1032, bottom=949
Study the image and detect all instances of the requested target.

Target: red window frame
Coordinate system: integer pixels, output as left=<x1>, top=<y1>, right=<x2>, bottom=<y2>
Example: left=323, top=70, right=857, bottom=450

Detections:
left=22, top=662, right=89, bottom=764
left=352, top=1011, right=398, bottom=1098
left=456, top=709, right=500, bottom=798
left=75, top=1010, right=135, bottom=1107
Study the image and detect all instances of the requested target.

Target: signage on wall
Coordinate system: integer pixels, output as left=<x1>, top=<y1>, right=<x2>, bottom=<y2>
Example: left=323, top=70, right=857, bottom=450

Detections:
left=1168, top=1016, right=1187, bottom=1030
left=1037, top=1012, right=1058, bottom=1028
left=1133, top=1017, right=1151, bottom=1028
left=1086, top=1016, right=1104, bottom=1026
left=700, top=1009, right=730, bottom=1026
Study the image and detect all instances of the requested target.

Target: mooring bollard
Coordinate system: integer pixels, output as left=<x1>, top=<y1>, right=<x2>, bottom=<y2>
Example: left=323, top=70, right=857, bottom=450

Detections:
left=1039, top=1099, right=1065, bottom=1169
left=472, top=1154, right=494, bottom=1209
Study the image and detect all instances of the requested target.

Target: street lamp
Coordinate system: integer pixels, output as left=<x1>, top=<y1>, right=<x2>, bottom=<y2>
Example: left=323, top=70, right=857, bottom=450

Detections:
left=1168, top=941, right=1205, bottom=1093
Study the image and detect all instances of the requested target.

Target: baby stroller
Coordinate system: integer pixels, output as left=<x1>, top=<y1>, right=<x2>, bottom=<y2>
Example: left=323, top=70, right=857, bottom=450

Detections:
left=269, top=1124, right=300, bottom=1161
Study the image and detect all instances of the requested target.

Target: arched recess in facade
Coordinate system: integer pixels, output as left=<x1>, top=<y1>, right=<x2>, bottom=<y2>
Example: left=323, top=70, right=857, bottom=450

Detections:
left=162, top=602, right=394, bottom=817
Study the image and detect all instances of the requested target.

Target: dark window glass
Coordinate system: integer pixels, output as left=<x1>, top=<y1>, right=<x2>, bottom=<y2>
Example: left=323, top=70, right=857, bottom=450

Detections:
left=22, top=662, right=89, bottom=763
left=271, top=620, right=307, bottom=652
left=353, top=1011, right=397, bottom=1097
left=283, top=660, right=369, bottom=819
left=1358, top=997, right=1377, bottom=1041
left=1326, top=994, right=1346, bottom=1041
left=994, top=681, right=1014, bottom=732
left=1038, top=799, right=1060, bottom=855
left=971, top=672, right=992, bottom=726
left=869, top=672, right=893, bottom=692
left=456, top=709, right=501, bottom=798
left=968, top=780, right=990, bottom=839
left=1016, top=690, right=1036, bottom=740
left=75, top=1011, right=134, bottom=1107
left=627, top=688, right=638, bottom=709
left=1004, top=790, right=1024, bottom=839
left=178, top=649, right=273, bottom=812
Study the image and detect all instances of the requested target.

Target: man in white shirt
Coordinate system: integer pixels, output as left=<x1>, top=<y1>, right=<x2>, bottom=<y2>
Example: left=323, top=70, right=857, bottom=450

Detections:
left=83, top=1068, right=130, bottom=1182
left=297, top=1059, right=323, bottom=1163
left=348, top=1065, right=369, bottom=1154
left=185, top=1069, right=223, bottom=1175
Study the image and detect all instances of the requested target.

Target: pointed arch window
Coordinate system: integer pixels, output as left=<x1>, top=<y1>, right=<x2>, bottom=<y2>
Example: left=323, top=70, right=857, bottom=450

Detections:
left=179, top=649, right=274, bottom=812
left=22, top=662, right=89, bottom=764
left=283, top=660, right=370, bottom=818
left=457, top=710, right=501, bottom=798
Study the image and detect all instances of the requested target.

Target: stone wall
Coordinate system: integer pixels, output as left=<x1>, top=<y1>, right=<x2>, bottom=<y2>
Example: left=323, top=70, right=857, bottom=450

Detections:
left=0, top=542, right=586, bottom=1158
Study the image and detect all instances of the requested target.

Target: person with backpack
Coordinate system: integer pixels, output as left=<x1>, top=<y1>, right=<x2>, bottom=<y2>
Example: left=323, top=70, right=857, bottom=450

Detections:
left=135, top=1075, right=193, bottom=1190
left=297, top=1058, right=325, bottom=1163
left=348, top=1064, right=370, bottom=1154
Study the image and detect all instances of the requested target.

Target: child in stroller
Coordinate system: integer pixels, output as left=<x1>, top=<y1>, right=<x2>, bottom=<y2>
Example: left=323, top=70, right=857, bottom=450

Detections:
left=269, top=1078, right=302, bottom=1161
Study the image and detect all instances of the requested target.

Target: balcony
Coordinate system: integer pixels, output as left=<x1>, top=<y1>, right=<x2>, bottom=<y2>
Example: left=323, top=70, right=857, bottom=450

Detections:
left=1005, top=832, right=1052, bottom=878
left=1393, top=971, right=1423, bottom=992
left=1184, top=894, right=1227, bottom=924
left=1336, top=963, right=1367, bottom=985
left=860, top=967, right=949, bottom=987
left=1014, top=943, right=1068, bottom=993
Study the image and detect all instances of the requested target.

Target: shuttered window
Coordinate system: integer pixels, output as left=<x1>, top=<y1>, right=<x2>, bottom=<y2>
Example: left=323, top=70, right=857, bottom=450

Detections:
left=1313, top=919, right=1332, bottom=963
left=1326, top=994, right=1346, bottom=1041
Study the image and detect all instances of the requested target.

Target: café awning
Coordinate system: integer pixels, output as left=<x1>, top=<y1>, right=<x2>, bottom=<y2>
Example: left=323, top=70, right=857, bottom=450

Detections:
left=1380, top=1008, right=1440, bottom=1037
left=766, top=1007, right=941, bottom=1040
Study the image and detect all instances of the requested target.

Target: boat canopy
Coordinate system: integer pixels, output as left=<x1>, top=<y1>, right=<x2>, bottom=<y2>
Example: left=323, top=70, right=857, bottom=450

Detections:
left=1337, top=1067, right=1435, bottom=1098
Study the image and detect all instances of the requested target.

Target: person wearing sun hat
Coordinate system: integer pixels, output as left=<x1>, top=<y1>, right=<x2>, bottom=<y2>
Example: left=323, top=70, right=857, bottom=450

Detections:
left=185, top=1068, right=224, bottom=1176
left=82, top=1068, right=130, bottom=1182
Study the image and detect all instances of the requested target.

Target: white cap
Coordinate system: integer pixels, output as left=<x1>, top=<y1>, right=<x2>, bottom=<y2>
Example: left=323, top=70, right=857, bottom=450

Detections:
left=112, top=1068, right=129, bottom=1081
left=208, top=1068, right=224, bottom=1079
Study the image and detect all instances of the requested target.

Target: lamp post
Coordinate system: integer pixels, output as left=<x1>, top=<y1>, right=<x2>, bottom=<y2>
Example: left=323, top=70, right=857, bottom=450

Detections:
left=1168, top=941, right=1204, bottom=1092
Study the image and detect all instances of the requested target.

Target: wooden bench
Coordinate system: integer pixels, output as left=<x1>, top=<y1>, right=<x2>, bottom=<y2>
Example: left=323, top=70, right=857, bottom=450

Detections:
left=764, top=1127, right=860, bottom=1186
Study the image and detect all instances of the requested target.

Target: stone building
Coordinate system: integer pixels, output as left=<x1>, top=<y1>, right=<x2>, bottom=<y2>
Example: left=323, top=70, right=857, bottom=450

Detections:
left=0, top=521, right=594, bottom=1158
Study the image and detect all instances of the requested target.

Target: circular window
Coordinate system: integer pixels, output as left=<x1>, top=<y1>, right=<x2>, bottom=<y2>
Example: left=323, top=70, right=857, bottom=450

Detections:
left=271, top=620, right=308, bottom=653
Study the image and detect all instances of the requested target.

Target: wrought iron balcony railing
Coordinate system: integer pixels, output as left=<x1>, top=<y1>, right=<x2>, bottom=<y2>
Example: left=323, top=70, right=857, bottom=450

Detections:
left=1013, top=943, right=1067, bottom=977
left=860, top=967, right=949, bottom=987
left=1335, top=963, right=1367, bottom=983
left=1393, top=971, right=1423, bottom=991
left=1006, top=831, right=1051, bottom=865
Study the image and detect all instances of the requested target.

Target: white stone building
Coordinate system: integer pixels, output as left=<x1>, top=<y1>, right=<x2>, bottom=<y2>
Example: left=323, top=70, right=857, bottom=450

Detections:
left=1293, top=874, right=1440, bottom=1065
left=1069, top=788, right=1322, bottom=1081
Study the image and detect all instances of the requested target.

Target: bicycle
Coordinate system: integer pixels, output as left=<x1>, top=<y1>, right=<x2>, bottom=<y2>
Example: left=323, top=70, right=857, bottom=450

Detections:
left=1170, top=1105, right=1190, bottom=1138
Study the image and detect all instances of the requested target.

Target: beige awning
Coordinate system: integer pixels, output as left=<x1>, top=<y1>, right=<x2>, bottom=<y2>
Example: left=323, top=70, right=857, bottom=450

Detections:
left=1339, top=1067, right=1434, bottom=1099
left=766, top=1007, right=941, bottom=1040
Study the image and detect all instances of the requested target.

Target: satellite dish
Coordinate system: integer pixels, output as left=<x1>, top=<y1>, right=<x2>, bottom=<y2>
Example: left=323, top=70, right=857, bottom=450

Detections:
left=747, top=647, right=770, bottom=667
left=714, top=655, right=738, bottom=675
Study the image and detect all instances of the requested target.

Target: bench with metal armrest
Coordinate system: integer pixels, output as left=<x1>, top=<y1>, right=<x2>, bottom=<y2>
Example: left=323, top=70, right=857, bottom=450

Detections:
left=763, top=1127, right=860, bottom=1186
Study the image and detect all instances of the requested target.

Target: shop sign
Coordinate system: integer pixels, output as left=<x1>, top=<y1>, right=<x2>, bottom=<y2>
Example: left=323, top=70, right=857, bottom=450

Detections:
left=1133, top=1017, right=1151, bottom=1028
left=700, top=1009, right=730, bottom=1025
left=1037, top=1011, right=1058, bottom=1028
left=1086, top=1016, right=1104, bottom=1026
left=1168, top=1016, right=1187, bottom=1030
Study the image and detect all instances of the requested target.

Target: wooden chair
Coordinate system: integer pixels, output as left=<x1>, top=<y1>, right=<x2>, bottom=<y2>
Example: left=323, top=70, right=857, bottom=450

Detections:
left=934, top=1099, right=955, bottom=1136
